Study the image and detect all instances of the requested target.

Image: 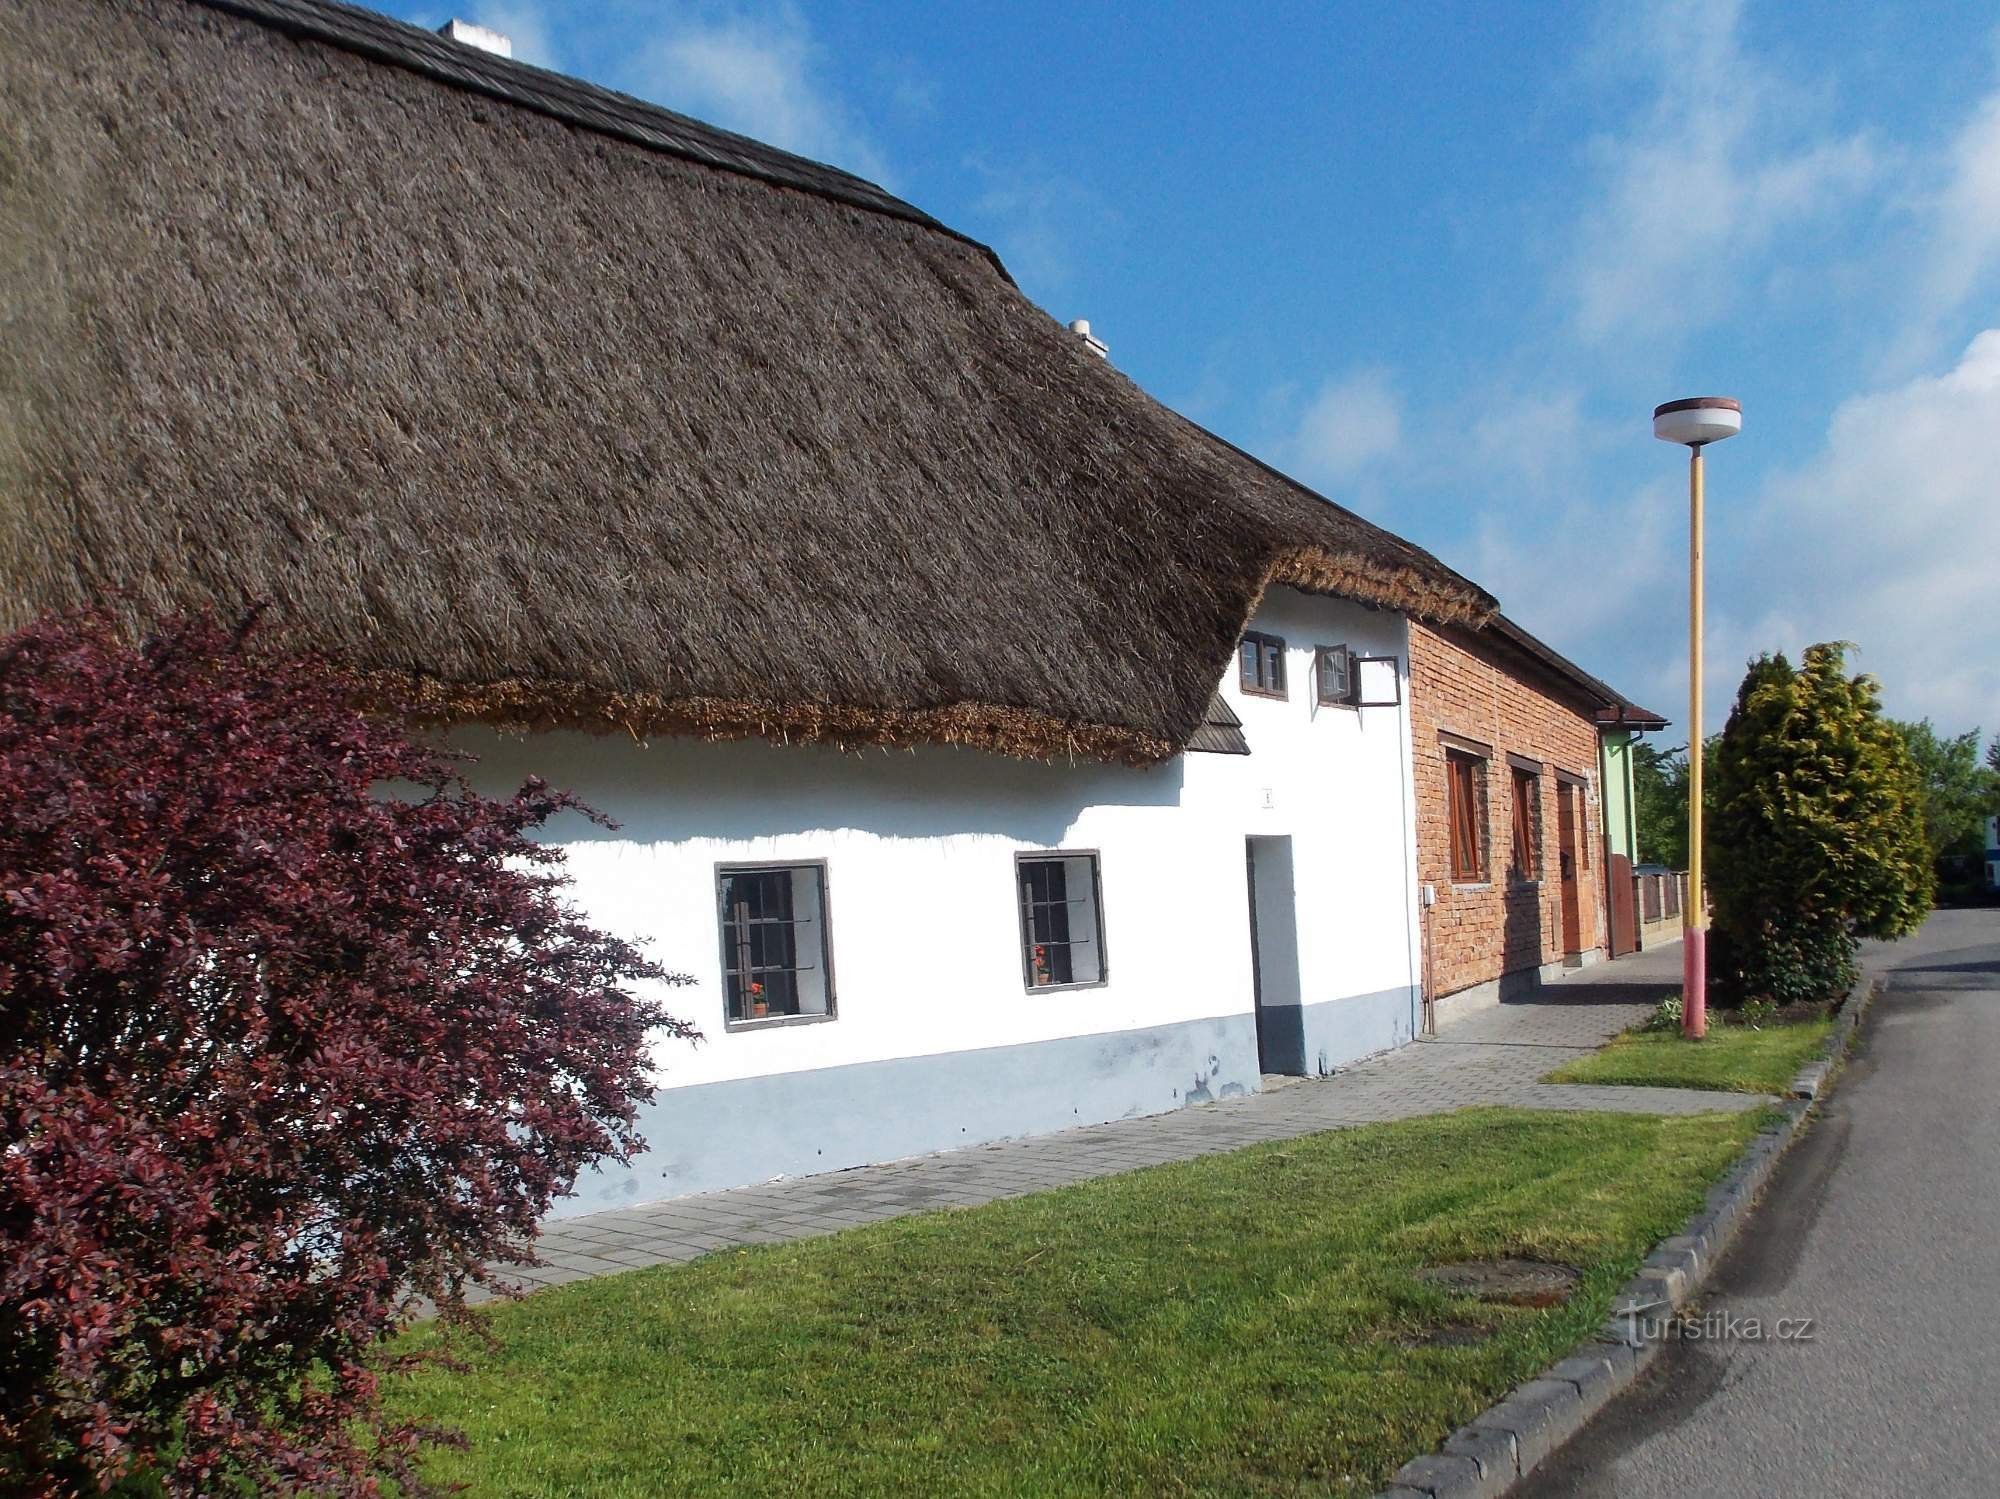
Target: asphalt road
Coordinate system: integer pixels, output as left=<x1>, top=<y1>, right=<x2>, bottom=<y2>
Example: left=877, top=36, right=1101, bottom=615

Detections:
left=1529, top=908, right=2000, bottom=1497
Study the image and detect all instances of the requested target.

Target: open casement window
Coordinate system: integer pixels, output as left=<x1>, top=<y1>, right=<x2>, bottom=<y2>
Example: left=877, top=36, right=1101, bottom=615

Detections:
left=1017, top=852, right=1106, bottom=990
left=1508, top=766, right=1542, bottom=882
left=1238, top=631, right=1287, bottom=698
left=1314, top=645, right=1355, bottom=706
left=718, top=863, right=833, bottom=1025
left=1351, top=653, right=1403, bottom=707
left=1446, top=750, right=1489, bottom=883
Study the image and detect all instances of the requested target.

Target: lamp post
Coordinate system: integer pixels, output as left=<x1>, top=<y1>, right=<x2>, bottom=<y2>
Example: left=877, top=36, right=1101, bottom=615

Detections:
left=1652, top=397, right=1741, bottom=1039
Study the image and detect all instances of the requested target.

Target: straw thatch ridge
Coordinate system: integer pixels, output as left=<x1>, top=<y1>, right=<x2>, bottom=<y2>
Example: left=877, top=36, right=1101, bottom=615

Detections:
left=0, top=0, right=1493, bottom=764
left=195, top=0, right=995, bottom=268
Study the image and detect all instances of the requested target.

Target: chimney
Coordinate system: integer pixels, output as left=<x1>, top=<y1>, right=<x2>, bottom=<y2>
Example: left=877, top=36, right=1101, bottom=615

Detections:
left=436, top=19, right=513, bottom=58
left=1067, top=318, right=1109, bottom=359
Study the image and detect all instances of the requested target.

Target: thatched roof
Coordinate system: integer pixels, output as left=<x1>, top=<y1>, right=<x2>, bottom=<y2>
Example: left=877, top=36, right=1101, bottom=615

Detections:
left=0, top=0, right=1493, bottom=764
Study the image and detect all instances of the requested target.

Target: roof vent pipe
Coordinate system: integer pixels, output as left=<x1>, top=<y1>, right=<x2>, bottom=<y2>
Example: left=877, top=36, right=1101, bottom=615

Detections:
left=1067, top=318, right=1109, bottom=359
left=436, top=19, right=513, bottom=58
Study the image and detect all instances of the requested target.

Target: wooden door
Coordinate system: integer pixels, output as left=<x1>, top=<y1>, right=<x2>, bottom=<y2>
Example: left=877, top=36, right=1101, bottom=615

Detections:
left=1556, top=782, right=1583, bottom=956
left=1607, top=852, right=1638, bottom=956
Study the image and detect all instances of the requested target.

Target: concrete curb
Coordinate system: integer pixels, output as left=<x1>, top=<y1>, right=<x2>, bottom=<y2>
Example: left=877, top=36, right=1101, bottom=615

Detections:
left=1376, top=971, right=1883, bottom=1499
left=1791, top=967, right=1878, bottom=1100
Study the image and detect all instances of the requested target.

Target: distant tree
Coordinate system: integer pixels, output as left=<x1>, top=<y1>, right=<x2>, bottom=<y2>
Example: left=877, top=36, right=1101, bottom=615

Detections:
left=0, top=609, right=693, bottom=1496
left=1631, top=739, right=1686, bottom=868
left=1707, top=644, right=1932, bottom=1006
left=1631, top=735, right=1719, bottom=870
left=1891, top=719, right=1995, bottom=867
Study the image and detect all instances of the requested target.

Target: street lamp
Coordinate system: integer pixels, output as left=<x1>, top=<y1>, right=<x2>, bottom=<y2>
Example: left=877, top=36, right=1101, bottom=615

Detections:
left=1653, top=396, right=1741, bottom=1040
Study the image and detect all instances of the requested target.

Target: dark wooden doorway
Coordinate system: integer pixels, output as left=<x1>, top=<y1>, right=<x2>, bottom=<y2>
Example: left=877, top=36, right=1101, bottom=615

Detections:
left=1556, top=781, right=1583, bottom=957
left=1607, top=851, right=1638, bottom=956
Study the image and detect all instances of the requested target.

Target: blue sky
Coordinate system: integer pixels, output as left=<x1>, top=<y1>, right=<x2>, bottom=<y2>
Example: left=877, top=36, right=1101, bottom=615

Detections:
left=392, top=0, right=2000, bottom=744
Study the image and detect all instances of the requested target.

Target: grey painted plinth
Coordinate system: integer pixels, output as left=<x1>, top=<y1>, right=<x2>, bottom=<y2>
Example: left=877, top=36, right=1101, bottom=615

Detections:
left=498, top=945, right=1743, bottom=1299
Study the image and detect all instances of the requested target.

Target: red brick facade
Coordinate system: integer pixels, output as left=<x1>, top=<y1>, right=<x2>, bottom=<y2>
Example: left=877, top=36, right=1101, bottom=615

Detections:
left=1409, top=621, right=1605, bottom=999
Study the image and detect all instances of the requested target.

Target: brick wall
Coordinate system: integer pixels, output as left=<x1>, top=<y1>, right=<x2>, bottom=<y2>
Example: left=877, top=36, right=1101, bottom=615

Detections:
left=1409, top=621, right=1606, bottom=998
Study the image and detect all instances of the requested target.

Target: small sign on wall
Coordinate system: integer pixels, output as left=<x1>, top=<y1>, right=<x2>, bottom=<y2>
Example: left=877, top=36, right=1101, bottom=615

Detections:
left=1259, top=787, right=1276, bottom=811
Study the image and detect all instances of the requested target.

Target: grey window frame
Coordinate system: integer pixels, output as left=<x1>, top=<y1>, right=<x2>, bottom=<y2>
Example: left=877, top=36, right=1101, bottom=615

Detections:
left=1015, top=849, right=1109, bottom=993
left=715, top=859, right=838, bottom=1032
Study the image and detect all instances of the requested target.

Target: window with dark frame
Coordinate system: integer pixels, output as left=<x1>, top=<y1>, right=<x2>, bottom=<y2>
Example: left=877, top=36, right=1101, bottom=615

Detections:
left=717, top=863, right=833, bottom=1024
left=1446, top=749, right=1488, bottom=883
left=1017, top=852, right=1106, bottom=989
left=1238, top=632, right=1287, bottom=698
left=1508, top=766, right=1541, bottom=881
left=1315, top=644, right=1355, bottom=706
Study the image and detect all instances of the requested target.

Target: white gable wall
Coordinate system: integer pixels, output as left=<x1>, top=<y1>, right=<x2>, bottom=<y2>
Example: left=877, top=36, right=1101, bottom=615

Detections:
left=455, top=588, right=1420, bottom=1215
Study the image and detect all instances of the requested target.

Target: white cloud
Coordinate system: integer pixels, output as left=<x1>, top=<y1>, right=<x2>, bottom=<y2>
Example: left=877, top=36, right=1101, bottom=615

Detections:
left=1564, top=0, right=1877, bottom=343
left=1278, top=371, right=1404, bottom=484
left=1466, top=388, right=1593, bottom=492
left=964, top=159, right=1118, bottom=294
left=470, top=1, right=560, bottom=69
left=623, top=10, right=889, bottom=183
left=1718, top=329, right=2000, bottom=727
left=1879, top=62, right=2000, bottom=374
left=1572, top=334, right=2000, bottom=735
left=1469, top=479, right=1680, bottom=654
left=1927, top=85, right=2000, bottom=308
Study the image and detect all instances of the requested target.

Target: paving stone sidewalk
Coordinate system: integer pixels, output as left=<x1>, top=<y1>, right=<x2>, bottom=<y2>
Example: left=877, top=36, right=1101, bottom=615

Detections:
left=500, top=945, right=1748, bottom=1295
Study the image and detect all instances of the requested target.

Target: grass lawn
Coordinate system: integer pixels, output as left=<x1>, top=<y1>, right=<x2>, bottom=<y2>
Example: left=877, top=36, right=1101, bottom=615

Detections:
left=388, top=1106, right=1769, bottom=1497
left=1543, top=1016, right=1834, bottom=1095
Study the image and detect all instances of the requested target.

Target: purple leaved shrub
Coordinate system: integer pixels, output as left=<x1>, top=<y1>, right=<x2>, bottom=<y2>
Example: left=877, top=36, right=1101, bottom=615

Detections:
left=0, top=610, right=692, bottom=1495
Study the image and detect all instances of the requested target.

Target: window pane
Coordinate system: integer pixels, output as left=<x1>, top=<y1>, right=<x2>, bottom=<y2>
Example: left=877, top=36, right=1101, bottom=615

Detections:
left=1319, top=647, right=1349, bottom=702
left=1447, top=753, right=1486, bottom=882
left=1509, top=769, right=1537, bottom=878
left=1025, top=859, right=1073, bottom=984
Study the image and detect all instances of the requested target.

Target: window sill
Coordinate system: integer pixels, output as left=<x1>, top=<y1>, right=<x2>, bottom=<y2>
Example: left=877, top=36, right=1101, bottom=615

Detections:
left=1239, top=686, right=1289, bottom=701
left=723, top=1011, right=838, bottom=1034
left=1023, top=979, right=1110, bottom=995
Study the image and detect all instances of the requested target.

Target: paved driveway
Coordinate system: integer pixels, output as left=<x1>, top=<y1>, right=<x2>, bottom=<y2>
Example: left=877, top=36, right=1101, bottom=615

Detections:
left=507, top=942, right=1756, bottom=1294
left=1529, top=908, right=2000, bottom=1497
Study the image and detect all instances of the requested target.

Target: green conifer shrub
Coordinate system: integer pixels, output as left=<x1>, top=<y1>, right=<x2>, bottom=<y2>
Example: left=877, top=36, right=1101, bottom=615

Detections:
left=1706, top=644, right=1931, bottom=1005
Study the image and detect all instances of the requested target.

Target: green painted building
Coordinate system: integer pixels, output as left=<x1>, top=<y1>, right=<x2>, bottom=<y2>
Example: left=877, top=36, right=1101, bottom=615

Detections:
left=1599, top=728, right=1641, bottom=866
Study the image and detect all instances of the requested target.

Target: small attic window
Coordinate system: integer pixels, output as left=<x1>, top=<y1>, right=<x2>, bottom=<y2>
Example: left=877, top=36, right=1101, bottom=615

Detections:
left=1239, top=632, right=1287, bottom=698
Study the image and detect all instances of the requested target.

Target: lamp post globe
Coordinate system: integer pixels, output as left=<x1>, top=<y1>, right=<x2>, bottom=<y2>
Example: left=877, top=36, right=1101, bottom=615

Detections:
left=1654, top=395, right=1741, bottom=1040
left=1654, top=396, right=1742, bottom=448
